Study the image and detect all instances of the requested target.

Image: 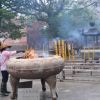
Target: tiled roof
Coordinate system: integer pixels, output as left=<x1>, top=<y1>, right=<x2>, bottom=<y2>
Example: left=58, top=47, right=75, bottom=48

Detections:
left=82, top=27, right=100, bottom=35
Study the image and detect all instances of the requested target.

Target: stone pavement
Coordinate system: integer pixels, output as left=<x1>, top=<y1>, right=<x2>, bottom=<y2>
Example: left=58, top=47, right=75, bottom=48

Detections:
left=0, top=76, right=100, bottom=100
left=0, top=52, right=100, bottom=100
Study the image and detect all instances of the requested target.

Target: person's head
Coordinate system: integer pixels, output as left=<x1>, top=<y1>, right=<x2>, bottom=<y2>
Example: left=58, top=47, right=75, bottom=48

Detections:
left=0, top=42, right=12, bottom=52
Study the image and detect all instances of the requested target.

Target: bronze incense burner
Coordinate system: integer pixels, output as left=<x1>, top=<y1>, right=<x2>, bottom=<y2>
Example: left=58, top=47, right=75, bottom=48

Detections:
left=6, top=56, right=64, bottom=100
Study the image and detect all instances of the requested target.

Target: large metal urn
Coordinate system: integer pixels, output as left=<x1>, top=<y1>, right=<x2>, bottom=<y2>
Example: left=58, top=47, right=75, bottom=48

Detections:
left=6, top=56, right=65, bottom=100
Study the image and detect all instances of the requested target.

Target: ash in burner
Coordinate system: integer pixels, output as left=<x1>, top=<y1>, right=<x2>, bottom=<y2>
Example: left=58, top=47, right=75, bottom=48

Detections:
left=40, top=53, right=49, bottom=58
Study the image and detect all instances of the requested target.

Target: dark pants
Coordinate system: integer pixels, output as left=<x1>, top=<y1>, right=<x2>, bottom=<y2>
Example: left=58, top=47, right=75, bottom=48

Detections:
left=1, top=71, right=9, bottom=83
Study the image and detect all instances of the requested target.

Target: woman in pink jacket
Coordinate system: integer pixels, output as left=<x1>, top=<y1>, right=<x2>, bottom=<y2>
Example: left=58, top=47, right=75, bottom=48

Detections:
left=0, top=42, right=23, bottom=96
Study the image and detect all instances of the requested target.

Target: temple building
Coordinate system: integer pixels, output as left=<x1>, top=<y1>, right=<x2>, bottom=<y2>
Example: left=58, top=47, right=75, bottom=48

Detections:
left=82, top=22, right=100, bottom=46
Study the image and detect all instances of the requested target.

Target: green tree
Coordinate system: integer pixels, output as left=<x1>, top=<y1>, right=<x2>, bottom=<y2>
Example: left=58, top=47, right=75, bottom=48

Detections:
left=1, top=0, right=100, bottom=38
left=58, top=7, right=98, bottom=38
left=0, top=0, right=25, bottom=40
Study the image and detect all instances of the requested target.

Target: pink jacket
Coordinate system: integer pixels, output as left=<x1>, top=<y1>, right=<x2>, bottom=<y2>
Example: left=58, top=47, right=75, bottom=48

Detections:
left=1, top=50, right=17, bottom=71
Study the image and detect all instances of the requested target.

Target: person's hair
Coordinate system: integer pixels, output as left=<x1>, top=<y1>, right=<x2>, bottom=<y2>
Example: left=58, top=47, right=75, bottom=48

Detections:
left=1, top=48, right=6, bottom=53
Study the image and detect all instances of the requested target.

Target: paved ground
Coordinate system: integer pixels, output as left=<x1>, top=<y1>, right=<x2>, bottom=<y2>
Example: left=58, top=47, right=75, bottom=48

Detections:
left=0, top=77, right=100, bottom=100
left=0, top=52, right=100, bottom=100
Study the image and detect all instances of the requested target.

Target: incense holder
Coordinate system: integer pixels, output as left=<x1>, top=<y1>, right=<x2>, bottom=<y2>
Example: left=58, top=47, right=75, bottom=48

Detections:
left=6, top=56, right=65, bottom=100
